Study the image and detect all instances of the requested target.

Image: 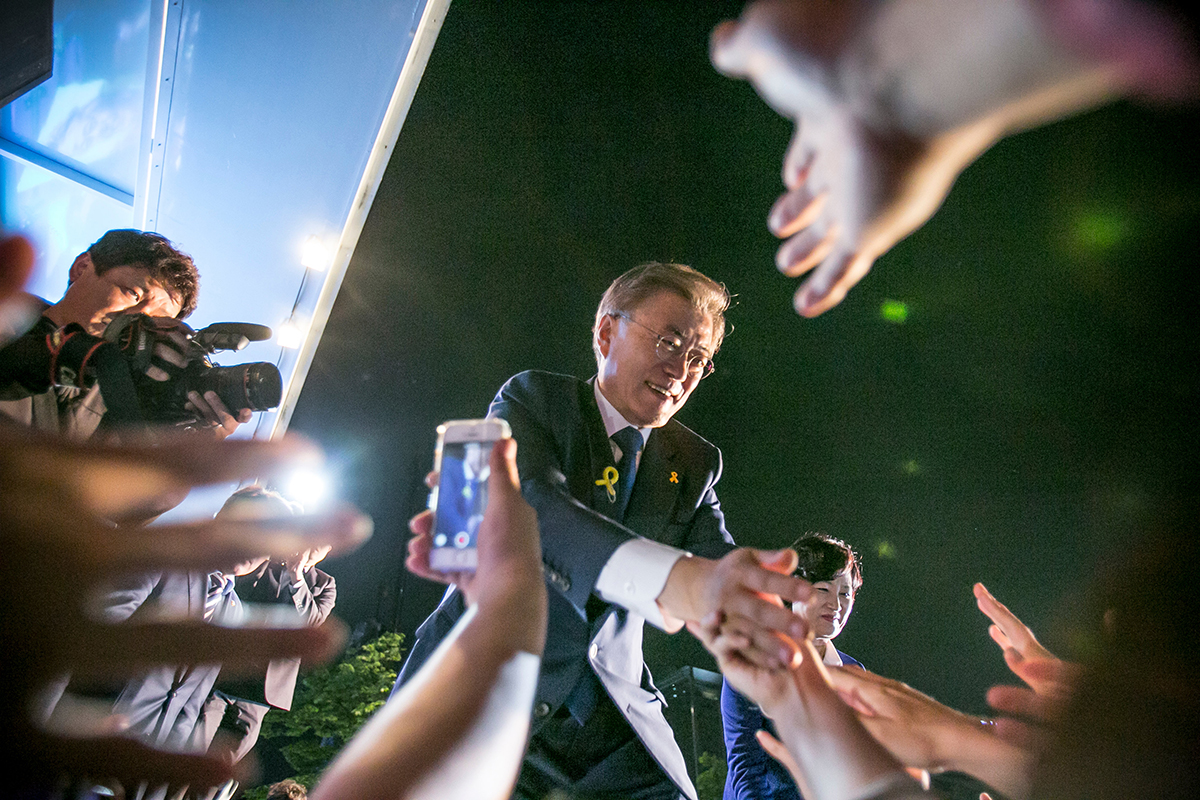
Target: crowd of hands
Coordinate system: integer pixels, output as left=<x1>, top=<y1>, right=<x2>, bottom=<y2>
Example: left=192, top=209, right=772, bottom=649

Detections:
left=5, top=0, right=1193, bottom=796
left=2, top=228, right=1076, bottom=800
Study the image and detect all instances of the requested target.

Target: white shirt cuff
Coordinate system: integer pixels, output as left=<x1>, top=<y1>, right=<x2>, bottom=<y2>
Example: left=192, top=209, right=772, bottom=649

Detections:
left=595, top=538, right=687, bottom=630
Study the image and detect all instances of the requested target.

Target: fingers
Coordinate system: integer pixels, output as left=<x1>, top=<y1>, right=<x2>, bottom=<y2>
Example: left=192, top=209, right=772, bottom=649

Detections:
left=770, top=185, right=827, bottom=239
left=777, top=225, right=840, bottom=279
left=19, top=433, right=324, bottom=521
left=697, top=549, right=811, bottom=668
left=475, top=437, right=542, bottom=574
left=756, top=728, right=803, bottom=778
left=65, top=619, right=347, bottom=680
left=710, top=611, right=801, bottom=668
left=974, top=583, right=1056, bottom=662
left=824, top=662, right=890, bottom=703
left=405, top=510, right=452, bottom=586
left=794, top=246, right=873, bottom=316
left=86, top=505, right=372, bottom=574
left=738, top=548, right=807, bottom=600
left=25, top=728, right=247, bottom=792
left=490, top=436, right=522, bottom=491
left=185, top=391, right=245, bottom=439
left=988, top=624, right=1014, bottom=651
left=985, top=684, right=1059, bottom=724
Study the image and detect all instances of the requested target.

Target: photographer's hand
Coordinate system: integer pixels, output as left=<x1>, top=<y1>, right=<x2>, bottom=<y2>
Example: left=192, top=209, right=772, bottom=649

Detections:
left=187, top=389, right=253, bottom=439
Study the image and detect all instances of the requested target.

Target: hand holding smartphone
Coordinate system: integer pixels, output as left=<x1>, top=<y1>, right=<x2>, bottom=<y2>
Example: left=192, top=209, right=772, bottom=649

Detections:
left=429, top=418, right=512, bottom=572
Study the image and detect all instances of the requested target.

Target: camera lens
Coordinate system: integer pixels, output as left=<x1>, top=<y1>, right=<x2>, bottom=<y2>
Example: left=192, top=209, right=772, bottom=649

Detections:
left=201, top=363, right=283, bottom=413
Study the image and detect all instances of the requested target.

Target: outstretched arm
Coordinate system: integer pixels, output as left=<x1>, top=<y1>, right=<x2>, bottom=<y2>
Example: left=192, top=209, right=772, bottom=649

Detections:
left=314, top=438, right=547, bottom=800
left=826, top=666, right=1035, bottom=800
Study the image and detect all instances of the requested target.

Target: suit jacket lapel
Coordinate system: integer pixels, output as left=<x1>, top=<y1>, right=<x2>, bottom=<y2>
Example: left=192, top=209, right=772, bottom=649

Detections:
left=623, top=426, right=681, bottom=543
left=583, top=377, right=621, bottom=513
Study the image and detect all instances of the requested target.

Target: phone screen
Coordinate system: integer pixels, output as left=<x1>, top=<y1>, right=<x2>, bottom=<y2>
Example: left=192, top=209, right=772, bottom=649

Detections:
left=431, top=439, right=491, bottom=570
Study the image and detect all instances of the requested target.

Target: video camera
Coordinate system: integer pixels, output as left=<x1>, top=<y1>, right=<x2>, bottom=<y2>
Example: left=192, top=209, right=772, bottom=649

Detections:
left=104, top=313, right=283, bottom=426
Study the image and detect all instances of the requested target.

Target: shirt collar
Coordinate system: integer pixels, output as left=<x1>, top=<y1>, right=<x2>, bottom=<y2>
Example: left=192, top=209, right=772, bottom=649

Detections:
left=593, top=381, right=651, bottom=447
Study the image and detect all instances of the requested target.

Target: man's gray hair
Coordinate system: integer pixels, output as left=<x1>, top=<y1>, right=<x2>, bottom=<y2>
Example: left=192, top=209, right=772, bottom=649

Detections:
left=592, top=261, right=731, bottom=365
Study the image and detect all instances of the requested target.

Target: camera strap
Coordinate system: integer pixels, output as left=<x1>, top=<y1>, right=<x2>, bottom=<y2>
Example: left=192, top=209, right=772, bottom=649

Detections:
left=89, top=343, right=147, bottom=431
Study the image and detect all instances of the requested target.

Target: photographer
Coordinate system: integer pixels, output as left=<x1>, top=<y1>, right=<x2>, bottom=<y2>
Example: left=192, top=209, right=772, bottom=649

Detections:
left=0, top=228, right=250, bottom=440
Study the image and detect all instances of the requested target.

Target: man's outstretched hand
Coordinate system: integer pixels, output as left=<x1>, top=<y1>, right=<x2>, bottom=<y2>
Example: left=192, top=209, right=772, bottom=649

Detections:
left=665, top=546, right=812, bottom=669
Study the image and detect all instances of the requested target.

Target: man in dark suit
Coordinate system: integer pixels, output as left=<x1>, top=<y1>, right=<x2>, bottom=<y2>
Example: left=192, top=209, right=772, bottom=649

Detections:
left=399, top=262, right=813, bottom=800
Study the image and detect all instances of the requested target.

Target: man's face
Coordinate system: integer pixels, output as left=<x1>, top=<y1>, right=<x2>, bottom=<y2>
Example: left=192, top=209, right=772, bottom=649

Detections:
left=61, top=253, right=181, bottom=335
left=595, top=290, right=715, bottom=428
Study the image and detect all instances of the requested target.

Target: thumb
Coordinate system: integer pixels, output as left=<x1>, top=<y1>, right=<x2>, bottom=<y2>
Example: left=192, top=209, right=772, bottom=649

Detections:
left=754, top=547, right=799, bottom=575
left=756, top=729, right=802, bottom=777
left=488, top=436, right=521, bottom=494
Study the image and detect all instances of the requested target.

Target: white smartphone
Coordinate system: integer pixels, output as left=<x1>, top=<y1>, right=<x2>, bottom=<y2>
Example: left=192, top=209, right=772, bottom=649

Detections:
left=429, top=417, right=511, bottom=572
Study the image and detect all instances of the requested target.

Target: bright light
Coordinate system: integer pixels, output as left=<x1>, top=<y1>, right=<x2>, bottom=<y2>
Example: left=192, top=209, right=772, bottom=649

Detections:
left=277, top=317, right=306, bottom=349
left=284, top=468, right=331, bottom=510
left=880, top=299, right=908, bottom=324
left=300, top=235, right=331, bottom=271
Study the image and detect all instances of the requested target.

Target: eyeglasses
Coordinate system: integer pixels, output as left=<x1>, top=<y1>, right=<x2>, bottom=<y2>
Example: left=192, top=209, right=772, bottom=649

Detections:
left=612, top=312, right=715, bottom=379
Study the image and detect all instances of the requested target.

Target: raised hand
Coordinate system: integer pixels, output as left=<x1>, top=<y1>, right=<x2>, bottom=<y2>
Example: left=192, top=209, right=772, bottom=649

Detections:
left=711, top=0, right=1130, bottom=317
left=406, top=438, right=546, bottom=655
left=973, top=582, right=1080, bottom=748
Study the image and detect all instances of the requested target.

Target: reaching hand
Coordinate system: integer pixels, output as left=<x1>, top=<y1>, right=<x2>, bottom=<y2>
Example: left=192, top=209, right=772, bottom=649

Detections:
left=688, top=609, right=802, bottom=720
left=974, top=582, right=1080, bottom=748
left=974, top=582, right=1060, bottom=679
left=711, top=0, right=1129, bottom=317
left=0, top=424, right=371, bottom=792
left=693, top=614, right=910, bottom=800
left=826, top=665, right=982, bottom=772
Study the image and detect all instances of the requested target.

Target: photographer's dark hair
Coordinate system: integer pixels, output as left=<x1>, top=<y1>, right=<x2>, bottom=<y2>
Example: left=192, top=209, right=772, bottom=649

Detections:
left=792, top=532, right=863, bottom=592
left=87, top=229, right=199, bottom=319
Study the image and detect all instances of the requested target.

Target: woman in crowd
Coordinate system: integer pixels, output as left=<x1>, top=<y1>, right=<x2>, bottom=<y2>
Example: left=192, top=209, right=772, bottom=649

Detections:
left=721, top=532, right=864, bottom=800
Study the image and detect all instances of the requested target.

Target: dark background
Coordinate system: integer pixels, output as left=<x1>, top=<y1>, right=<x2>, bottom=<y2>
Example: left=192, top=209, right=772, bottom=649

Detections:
left=289, top=0, right=1198, bottom=718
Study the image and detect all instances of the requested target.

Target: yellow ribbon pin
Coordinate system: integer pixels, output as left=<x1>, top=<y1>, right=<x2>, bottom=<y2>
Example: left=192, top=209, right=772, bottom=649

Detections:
left=596, top=466, right=619, bottom=502
left=669, top=471, right=679, bottom=484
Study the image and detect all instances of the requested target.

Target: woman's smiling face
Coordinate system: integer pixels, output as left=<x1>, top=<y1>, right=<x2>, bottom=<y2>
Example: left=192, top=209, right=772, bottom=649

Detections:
left=793, top=566, right=856, bottom=641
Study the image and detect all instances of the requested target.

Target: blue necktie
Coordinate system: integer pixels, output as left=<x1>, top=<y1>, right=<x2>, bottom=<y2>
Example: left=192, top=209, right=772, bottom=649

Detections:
left=611, top=426, right=642, bottom=522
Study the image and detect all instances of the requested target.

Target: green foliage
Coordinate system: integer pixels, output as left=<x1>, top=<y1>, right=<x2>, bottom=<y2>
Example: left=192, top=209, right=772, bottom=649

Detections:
left=695, top=750, right=728, bottom=800
left=257, top=631, right=407, bottom=779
